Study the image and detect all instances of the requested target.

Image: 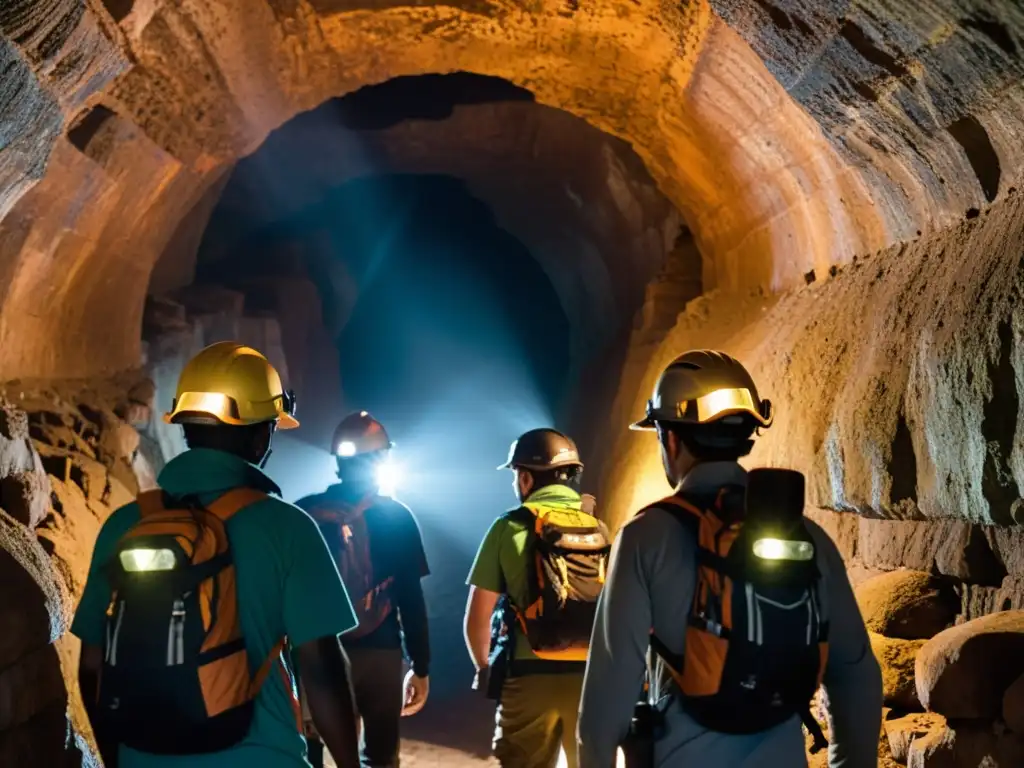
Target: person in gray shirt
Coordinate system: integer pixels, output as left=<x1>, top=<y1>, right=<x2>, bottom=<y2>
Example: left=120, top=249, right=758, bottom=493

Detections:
left=577, top=350, right=882, bottom=768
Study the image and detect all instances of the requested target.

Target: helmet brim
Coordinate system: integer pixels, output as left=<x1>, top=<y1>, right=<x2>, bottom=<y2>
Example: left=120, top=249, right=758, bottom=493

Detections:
left=629, top=417, right=656, bottom=431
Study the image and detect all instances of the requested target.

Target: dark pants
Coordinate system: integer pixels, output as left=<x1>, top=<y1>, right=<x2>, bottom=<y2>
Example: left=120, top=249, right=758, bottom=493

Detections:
left=304, top=647, right=404, bottom=768
left=350, top=646, right=405, bottom=768
left=494, top=674, right=585, bottom=768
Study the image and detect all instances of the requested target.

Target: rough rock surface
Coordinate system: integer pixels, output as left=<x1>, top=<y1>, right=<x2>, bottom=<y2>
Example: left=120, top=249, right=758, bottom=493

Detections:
left=5, top=0, right=1024, bottom=381
left=885, top=712, right=946, bottom=765
left=0, top=386, right=157, bottom=765
left=916, top=611, right=1024, bottom=720
left=907, top=721, right=1024, bottom=768
left=857, top=571, right=958, bottom=640
left=871, top=632, right=925, bottom=711
left=606, top=189, right=1024, bottom=530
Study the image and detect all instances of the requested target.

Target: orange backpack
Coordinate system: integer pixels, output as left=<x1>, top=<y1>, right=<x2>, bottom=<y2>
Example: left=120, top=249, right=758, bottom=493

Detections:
left=308, top=495, right=394, bottom=639
left=646, top=478, right=829, bottom=752
left=96, top=488, right=301, bottom=755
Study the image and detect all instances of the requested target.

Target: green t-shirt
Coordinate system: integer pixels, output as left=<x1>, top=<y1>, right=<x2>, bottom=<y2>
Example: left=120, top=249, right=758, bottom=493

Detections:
left=466, top=484, right=589, bottom=661
left=70, top=448, right=357, bottom=768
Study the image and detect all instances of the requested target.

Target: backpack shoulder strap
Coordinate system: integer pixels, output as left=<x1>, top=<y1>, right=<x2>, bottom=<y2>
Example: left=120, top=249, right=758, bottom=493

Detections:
left=206, top=487, right=270, bottom=521
left=136, top=489, right=169, bottom=518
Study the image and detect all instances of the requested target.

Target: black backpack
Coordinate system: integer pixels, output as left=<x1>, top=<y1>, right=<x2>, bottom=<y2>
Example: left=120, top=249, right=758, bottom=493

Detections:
left=500, top=502, right=611, bottom=665
left=97, top=487, right=301, bottom=754
left=648, top=469, right=830, bottom=752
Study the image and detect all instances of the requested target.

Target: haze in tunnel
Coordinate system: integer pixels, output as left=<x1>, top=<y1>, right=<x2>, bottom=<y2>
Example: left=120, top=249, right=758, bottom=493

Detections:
left=199, top=172, right=572, bottom=700
left=337, top=174, right=572, bottom=698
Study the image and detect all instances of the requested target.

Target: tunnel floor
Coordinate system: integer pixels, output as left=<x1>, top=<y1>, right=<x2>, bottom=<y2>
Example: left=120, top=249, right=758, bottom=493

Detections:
left=325, top=691, right=499, bottom=766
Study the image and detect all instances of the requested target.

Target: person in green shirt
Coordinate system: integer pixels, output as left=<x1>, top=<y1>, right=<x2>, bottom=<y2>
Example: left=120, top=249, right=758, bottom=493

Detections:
left=72, top=342, right=362, bottom=768
left=464, top=428, right=597, bottom=768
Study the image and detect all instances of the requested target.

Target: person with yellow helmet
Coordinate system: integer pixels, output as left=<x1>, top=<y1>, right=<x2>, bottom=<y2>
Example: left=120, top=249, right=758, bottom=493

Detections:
left=296, top=411, right=431, bottom=768
left=577, top=350, right=881, bottom=768
left=71, top=342, right=362, bottom=768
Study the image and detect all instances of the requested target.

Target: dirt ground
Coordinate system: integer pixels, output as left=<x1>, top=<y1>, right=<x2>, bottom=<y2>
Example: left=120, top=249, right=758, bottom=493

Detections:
left=324, top=692, right=500, bottom=767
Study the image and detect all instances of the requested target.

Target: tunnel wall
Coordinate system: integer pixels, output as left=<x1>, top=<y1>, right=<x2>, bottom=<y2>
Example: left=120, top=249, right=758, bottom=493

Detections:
left=605, top=183, right=1024, bottom=534
left=0, top=0, right=928, bottom=381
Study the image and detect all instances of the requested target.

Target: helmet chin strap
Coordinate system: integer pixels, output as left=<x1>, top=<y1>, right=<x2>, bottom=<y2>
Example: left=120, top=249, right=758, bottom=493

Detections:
left=259, top=448, right=273, bottom=469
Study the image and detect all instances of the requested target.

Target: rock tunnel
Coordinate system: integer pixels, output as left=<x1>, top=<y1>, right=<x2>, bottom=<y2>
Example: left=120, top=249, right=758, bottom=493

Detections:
left=1, top=0, right=1024, bottom=765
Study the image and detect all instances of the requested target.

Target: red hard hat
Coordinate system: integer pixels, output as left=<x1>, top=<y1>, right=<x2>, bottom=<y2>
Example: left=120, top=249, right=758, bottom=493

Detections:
left=332, top=411, right=392, bottom=457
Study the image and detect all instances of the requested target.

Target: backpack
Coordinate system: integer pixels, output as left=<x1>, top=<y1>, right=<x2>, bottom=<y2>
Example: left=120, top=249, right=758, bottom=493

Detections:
left=97, top=487, right=301, bottom=755
left=506, top=502, right=611, bottom=662
left=647, top=470, right=830, bottom=751
left=308, top=495, right=394, bottom=639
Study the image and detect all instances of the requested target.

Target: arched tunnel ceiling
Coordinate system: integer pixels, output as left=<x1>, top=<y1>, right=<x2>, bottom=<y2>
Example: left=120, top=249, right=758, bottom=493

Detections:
left=0, top=0, right=1022, bottom=379
left=183, top=91, right=680, bottom=362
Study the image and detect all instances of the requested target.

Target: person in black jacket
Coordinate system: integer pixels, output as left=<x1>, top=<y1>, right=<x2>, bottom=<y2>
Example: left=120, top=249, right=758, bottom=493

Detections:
left=297, top=411, right=430, bottom=768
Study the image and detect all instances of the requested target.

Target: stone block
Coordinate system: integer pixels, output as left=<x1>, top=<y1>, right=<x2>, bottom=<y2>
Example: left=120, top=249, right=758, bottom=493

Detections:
left=857, top=570, right=959, bottom=640
left=806, top=507, right=859, bottom=562
left=916, top=611, right=1024, bottom=719
left=858, top=518, right=1006, bottom=585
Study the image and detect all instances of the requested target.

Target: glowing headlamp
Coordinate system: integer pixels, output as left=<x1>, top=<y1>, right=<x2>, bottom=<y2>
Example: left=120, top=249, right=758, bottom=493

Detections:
left=120, top=548, right=177, bottom=572
left=336, top=441, right=357, bottom=457
left=752, top=537, right=814, bottom=562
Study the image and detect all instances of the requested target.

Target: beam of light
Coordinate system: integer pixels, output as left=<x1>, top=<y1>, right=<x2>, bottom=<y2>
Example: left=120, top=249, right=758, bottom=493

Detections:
left=376, top=458, right=400, bottom=497
left=336, top=440, right=357, bottom=457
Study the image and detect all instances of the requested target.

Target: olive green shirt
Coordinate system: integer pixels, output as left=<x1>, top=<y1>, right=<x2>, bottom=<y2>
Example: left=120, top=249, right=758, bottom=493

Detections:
left=466, top=483, right=588, bottom=660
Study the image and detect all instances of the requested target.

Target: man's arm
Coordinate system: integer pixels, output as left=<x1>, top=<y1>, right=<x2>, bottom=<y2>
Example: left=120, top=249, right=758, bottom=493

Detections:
left=464, top=519, right=506, bottom=674
left=282, top=506, right=362, bottom=767
left=391, top=505, right=431, bottom=715
left=297, top=635, right=360, bottom=765
left=78, top=644, right=119, bottom=767
left=810, top=524, right=883, bottom=768
left=464, top=586, right=500, bottom=671
left=578, top=522, right=651, bottom=768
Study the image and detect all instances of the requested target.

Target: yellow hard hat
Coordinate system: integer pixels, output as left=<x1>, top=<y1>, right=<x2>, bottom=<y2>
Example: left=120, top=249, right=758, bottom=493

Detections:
left=164, top=342, right=299, bottom=429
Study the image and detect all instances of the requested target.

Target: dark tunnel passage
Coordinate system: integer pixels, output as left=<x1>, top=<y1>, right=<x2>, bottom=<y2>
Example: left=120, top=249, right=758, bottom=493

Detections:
left=138, top=70, right=681, bottom=757
left=194, top=173, right=573, bottom=702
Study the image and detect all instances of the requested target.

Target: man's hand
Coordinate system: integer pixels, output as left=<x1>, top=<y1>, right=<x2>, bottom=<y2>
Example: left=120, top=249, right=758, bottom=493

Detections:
left=471, top=666, right=490, bottom=693
left=401, top=670, right=429, bottom=716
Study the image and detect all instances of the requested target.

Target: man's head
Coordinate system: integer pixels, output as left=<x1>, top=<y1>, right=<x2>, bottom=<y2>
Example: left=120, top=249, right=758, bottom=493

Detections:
left=332, top=411, right=392, bottom=495
left=630, top=350, right=773, bottom=487
left=165, top=342, right=298, bottom=467
left=498, top=428, right=583, bottom=502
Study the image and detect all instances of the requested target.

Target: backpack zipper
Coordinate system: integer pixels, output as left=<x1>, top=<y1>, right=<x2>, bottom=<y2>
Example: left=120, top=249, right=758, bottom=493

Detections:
left=167, top=599, right=186, bottom=666
left=109, top=601, right=126, bottom=666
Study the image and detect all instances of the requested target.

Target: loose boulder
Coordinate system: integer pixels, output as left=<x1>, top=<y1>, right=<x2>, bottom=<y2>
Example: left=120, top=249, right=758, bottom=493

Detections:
left=871, top=632, right=925, bottom=710
left=857, top=570, right=958, bottom=640
left=907, top=721, right=1024, bottom=768
left=916, top=611, right=1024, bottom=719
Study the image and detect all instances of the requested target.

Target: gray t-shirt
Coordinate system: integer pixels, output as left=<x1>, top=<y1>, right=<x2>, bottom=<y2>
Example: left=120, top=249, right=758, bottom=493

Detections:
left=577, top=462, right=882, bottom=768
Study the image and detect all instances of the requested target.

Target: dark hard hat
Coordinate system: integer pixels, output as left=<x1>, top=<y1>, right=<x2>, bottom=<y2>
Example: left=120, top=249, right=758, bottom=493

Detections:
left=332, top=411, right=392, bottom=457
left=630, top=350, right=774, bottom=431
left=498, top=428, right=583, bottom=471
